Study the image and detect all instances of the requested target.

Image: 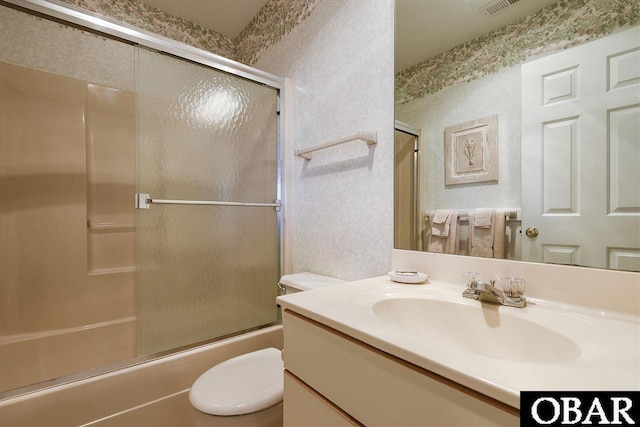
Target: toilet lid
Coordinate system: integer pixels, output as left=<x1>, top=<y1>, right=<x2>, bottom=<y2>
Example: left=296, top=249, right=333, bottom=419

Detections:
left=189, top=347, right=284, bottom=416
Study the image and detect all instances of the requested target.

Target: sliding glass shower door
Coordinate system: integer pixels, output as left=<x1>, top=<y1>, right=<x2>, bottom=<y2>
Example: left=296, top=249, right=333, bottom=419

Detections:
left=136, top=48, right=280, bottom=354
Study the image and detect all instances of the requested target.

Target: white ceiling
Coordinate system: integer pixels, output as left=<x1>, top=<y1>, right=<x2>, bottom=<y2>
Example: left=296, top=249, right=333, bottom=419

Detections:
left=138, top=0, right=269, bottom=38
left=137, top=0, right=558, bottom=70
left=395, top=0, right=559, bottom=72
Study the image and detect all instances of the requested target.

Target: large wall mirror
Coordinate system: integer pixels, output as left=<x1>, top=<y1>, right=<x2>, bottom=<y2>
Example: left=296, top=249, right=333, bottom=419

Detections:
left=394, top=0, right=640, bottom=272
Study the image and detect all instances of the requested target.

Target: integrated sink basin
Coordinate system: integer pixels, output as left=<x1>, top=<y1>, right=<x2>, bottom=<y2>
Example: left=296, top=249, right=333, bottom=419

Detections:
left=351, top=284, right=639, bottom=374
left=372, top=298, right=582, bottom=363
left=279, top=276, right=640, bottom=408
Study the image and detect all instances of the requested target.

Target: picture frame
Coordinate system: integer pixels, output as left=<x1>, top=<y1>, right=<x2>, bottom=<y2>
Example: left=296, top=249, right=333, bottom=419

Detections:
left=444, top=114, right=498, bottom=185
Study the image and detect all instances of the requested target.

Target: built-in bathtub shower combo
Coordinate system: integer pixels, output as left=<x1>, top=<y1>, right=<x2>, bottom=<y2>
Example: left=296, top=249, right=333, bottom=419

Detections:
left=0, top=0, right=306, bottom=422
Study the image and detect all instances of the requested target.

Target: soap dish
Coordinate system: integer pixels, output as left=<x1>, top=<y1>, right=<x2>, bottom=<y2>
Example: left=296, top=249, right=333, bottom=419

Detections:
left=388, top=271, right=428, bottom=284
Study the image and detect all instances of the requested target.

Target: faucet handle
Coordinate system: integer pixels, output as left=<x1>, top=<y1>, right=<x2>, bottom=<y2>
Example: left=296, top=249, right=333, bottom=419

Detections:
left=500, top=277, right=526, bottom=297
left=463, top=272, right=482, bottom=289
left=469, top=279, right=486, bottom=291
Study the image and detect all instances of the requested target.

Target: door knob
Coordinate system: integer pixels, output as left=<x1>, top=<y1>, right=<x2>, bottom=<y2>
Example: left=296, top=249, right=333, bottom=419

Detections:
left=525, top=227, right=539, bottom=238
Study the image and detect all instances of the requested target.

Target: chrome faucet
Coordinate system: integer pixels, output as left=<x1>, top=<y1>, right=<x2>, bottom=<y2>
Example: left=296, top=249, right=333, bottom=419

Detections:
left=462, top=277, right=527, bottom=308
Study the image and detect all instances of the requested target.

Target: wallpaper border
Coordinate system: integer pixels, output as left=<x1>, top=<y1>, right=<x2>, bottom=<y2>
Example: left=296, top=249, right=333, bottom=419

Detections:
left=235, top=0, right=322, bottom=65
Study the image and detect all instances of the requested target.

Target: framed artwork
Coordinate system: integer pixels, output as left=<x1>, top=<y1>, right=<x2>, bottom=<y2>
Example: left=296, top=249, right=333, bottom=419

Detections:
left=444, top=114, right=498, bottom=185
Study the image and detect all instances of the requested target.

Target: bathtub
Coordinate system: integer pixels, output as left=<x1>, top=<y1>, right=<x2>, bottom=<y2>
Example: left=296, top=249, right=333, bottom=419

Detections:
left=0, top=325, right=283, bottom=426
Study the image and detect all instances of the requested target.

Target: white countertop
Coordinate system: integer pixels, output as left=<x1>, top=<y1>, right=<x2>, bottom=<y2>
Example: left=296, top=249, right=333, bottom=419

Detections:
left=277, top=276, right=640, bottom=409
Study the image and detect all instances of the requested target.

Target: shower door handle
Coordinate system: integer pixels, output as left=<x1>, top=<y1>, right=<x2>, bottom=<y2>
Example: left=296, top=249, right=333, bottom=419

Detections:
left=135, top=193, right=281, bottom=211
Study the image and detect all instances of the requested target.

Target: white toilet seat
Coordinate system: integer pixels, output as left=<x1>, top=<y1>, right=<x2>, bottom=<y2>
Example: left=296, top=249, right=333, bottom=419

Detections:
left=189, top=347, right=284, bottom=416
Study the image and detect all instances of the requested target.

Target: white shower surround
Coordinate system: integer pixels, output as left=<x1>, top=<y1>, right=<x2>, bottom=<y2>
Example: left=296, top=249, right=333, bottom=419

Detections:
left=254, top=0, right=395, bottom=281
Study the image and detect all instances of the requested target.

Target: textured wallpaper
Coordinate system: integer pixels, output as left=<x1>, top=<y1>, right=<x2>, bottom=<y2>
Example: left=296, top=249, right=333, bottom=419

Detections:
left=396, top=66, right=522, bottom=213
left=396, top=65, right=523, bottom=259
left=254, top=0, right=395, bottom=281
left=396, top=0, right=640, bottom=104
left=54, top=0, right=321, bottom=66
left=0, top=6, right=135, bottom=90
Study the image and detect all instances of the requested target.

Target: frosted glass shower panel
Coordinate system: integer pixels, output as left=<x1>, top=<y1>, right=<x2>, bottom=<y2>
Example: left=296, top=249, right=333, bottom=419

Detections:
left=136, top=48, right=279, bottom=354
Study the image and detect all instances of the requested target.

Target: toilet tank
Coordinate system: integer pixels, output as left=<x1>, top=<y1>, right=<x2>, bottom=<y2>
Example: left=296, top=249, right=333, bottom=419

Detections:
left=278, top=272, right=346, bottom=294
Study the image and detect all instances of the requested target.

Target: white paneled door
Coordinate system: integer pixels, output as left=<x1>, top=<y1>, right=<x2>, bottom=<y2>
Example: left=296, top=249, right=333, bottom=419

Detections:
left=522, top=27, right=640, bottom=271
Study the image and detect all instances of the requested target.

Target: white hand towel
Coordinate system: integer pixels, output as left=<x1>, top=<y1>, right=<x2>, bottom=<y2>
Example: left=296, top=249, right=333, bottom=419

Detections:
left=428, top=209, right=453, bottom=253
left=432, top=209, right=452, bottom=224
left=469, top=209, right=495, bottom=258
left=445, top=212, right=460, bottom=255
left=427, top=234, right=445, bottom=253
left=430, top=209, right=453, bottom=238
left=474, top=208, right=493, bottom=228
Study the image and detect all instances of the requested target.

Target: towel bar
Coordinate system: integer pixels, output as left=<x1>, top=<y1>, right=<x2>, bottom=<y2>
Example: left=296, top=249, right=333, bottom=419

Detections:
left=295, top=130, right=377, bottom=160
left=426, top=209, right=521, bottom=222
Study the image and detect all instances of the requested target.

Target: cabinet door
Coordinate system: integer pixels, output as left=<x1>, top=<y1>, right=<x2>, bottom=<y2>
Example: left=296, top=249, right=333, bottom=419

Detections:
left=284, top=371, right=360, bottom=427
left=283, top=310, right=519, bottom=426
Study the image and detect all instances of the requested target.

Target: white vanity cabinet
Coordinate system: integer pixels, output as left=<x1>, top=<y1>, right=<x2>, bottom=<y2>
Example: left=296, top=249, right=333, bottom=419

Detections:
left=282, top=310, right=519, bottom=427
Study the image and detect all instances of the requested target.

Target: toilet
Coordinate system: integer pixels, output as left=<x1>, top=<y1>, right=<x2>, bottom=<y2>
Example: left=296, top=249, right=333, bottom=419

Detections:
left=189, top=272, right=346, bottom=416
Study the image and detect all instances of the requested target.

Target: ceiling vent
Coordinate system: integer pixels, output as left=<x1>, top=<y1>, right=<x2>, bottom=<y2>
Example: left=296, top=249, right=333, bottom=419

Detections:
left=480, top=0, right=522, bottom=17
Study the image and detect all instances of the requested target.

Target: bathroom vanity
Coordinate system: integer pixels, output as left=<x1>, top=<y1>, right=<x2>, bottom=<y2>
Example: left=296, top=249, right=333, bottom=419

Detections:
left=281, top=307, right=518, bottom=426
left=277, top=254, right=640, bottom=426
